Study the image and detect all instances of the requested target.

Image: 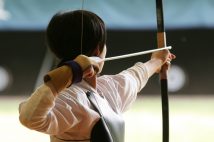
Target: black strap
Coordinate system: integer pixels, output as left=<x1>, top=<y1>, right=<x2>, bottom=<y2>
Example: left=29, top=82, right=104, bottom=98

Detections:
left=86, top=91, right=113, bottom=142
left=86, top=91, right=125, bottom=142
left=86, top=91, right=103, bottom=116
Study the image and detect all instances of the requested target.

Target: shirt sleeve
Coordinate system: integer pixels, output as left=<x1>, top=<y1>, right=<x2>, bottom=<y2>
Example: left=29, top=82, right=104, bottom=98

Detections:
left=98, top=62, right=149, bottom=113
left=18, top=84, right=79, bottom=135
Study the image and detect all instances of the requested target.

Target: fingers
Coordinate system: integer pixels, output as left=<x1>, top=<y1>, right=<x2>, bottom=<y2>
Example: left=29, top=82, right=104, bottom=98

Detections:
left=75, top=55, right=101, bottom=79
left=83, top=65, right=95, bottom=78
left=89, top=60, right=100, bottom=73
left=161, top=52, right=175, bottom=71
left=170, top=53, right=176, bottom=60
left=151, top=49, right=170, bottom=64
left=155, top=51, right=175, bottom=73
left=83, top=64, right=100, bottom=78
left=74, top=55, right=100, bottom=71
left=167, top=52, right=176, bottom=64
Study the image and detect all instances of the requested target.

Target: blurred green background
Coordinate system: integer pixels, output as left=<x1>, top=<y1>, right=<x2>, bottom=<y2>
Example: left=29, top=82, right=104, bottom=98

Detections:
left=1, top=95, right=213, bottom=142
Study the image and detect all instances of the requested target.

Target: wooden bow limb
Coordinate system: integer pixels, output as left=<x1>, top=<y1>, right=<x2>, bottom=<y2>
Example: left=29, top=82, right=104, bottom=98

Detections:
left=156, top=0, right=170, bottom=142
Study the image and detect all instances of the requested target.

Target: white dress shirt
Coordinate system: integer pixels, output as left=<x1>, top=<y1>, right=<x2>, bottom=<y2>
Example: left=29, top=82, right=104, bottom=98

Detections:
left=19, top=62, right=149, bottom=142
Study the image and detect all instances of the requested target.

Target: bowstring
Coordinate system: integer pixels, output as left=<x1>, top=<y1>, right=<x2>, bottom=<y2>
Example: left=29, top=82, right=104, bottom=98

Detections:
left=80, top=0, right=85, bottom=55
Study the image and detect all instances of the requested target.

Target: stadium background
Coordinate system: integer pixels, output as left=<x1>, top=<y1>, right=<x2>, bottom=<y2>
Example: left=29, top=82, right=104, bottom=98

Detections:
left=0, top=0, right=213, bottom=142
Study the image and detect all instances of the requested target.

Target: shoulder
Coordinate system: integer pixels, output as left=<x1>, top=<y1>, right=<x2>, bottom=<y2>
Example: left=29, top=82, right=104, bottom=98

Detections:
left=56, top=85, right=90, bottom=108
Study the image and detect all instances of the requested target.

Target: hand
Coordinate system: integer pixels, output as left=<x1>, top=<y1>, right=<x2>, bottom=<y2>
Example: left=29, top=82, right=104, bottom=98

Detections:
left=162, top=53, right=176, bottom=71
left=151, top=49, right=169, bottom=64
left=151, top=50, right=176, bottom=72
left=74, top=55, right=100, bottom=78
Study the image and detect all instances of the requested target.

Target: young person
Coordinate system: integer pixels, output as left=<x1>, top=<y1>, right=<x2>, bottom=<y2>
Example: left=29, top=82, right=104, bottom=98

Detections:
left=19, top=10, right=175, bottom=142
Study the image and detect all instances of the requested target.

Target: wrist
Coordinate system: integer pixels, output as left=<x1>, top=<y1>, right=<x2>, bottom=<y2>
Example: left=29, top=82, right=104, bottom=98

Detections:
left=63, top=61, right=83, bottom=84
left=145, top=58, right=163, bottom=77
left=151, top=58, right=164, bottom=67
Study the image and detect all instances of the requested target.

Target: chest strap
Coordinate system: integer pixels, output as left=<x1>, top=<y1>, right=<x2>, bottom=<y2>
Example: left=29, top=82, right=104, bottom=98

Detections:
left=86, top=91, right=125, bottom=142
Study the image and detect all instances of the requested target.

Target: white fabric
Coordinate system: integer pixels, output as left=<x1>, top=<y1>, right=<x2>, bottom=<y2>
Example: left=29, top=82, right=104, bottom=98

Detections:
left=19, top=62, right=149, bottom=142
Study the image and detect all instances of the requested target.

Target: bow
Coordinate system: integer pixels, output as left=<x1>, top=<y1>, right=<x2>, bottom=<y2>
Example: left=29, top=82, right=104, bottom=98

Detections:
left=156, top=0, right=169, bottom=142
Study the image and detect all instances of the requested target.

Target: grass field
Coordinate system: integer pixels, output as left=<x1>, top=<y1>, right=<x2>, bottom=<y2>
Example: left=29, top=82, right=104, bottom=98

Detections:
left=0, top=95, right=213, bottom=142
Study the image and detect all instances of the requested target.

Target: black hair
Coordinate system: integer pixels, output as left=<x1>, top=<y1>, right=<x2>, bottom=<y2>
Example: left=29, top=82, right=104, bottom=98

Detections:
left=46, top=10, right=106, bottom=61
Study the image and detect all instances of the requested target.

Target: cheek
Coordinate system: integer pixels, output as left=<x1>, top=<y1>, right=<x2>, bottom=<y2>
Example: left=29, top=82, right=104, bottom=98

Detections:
left=97, top=45, right=106, bottom=74
left=100, top=45, right=107, bottom=59
left=98, top=62, right=104, bottom=74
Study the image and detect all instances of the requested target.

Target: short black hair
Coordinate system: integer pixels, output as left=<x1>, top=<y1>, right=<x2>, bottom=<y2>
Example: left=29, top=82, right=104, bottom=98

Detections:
left=46, top=10, right=106, bottom=61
